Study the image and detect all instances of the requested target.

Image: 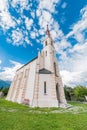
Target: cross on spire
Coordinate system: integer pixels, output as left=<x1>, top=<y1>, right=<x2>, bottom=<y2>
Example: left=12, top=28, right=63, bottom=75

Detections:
left=46, top=25, right=50, bottom=37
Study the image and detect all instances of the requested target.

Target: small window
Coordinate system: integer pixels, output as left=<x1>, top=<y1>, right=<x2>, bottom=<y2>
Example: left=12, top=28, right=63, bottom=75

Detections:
left=54, top=63, right=57, bottom=76
left=46, top=51, right=47, bottom=56
left=25, top=69, right=29, bottom=78
left=44, top=82, right=46, bottom=94
left=51, top=41, right=53, bottom=45
left=45, top=41, right=47, bottom=46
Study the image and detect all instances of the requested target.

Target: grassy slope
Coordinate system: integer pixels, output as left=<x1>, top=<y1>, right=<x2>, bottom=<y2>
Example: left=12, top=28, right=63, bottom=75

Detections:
left=0, top=99, right=87, bottom=130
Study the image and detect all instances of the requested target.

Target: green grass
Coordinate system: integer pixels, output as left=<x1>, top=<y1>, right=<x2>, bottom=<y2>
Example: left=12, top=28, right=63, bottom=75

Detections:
left=0, top=99, right=87, bottom=130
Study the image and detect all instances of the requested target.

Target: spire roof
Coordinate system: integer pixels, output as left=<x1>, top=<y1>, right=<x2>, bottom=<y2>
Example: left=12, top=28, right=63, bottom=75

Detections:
left=46, top=25, right=50, bottom=37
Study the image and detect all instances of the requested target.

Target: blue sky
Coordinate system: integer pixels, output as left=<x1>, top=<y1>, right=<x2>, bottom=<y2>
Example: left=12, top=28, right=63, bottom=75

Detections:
left=0, top=0, right=87, bottom=87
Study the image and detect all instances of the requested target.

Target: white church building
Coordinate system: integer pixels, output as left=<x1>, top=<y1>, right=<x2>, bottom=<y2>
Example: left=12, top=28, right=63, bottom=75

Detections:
left=6, top=26, right=67, bottom=107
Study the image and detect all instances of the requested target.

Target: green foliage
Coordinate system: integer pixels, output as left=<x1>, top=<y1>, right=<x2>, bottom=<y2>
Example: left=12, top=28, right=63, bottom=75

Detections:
left=0, top=86, right=3, bottom=91
left=74, top=86, right=87, bottom=101
left=1, top=87, right=9, bottom=96
left=64, top=85, right=74, bottom=101
left=64, top=85, right=87, bottom=101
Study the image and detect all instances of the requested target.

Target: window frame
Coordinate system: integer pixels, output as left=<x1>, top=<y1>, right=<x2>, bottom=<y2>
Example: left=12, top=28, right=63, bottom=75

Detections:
left=45, top=41, right=47, bottom=46
left=46, top=51, right=47, bottom=56
left=44, top=81, right=47, bottom=94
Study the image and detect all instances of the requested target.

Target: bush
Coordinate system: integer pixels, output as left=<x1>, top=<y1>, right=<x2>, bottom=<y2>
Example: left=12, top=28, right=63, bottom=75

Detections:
left=2, top=87, right=9, bottom=96
left=74, top=86, right=87, bottom=102
left=64, top=85, right=87, bottom=102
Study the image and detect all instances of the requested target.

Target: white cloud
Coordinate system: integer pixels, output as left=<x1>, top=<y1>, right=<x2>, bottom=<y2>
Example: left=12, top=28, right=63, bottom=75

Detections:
left=11, top=0, right=29, bottom=13
left=31, top=12, right=35, bottom=19
left=25, top=17, right=33, bottom=30
left=0, top=60, right=23, bottom=81
left=53, top=6, right=87, bottom=87
left=0, top=0, right=61, bottom=46
left=37, top=1, right=64, bottom=44
left=61, top=2, right=67, bottom=9
left=69, top=42, right=87, bottom=53
left=0, top=60, right=2, bottom=69
left=38, top=0, right=60, bottom=13
left=0, top=11, right=16, bottom=30
left=66, top=5, right=87, bottom=43
left=60, top=70, right=87, bottom=87
left=11, top=29, right=24, bottom=46
left=59, top=41, right=87, bottom=87
left=0, top=0, right=16, bottom=30
left=11, top=0, right=28, bottom=7
left=0, top=60, right=2, bottom=64
left=0, top=0, right=33, bottom=46
left=36, top=9, right=42, bottom=17
left=39, top=11, right=52, bottom=28
left=0, top=0, right=8, bottom=11
left=30, top=32, right=36, bottom=39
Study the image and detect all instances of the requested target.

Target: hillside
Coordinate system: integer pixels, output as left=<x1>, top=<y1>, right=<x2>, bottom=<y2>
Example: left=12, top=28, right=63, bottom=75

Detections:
left=0, top=80, right=11, bottom=88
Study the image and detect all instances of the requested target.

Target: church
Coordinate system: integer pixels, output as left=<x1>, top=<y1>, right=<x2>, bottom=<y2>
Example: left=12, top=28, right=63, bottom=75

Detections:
left=6, top=26, right=67, bottom=107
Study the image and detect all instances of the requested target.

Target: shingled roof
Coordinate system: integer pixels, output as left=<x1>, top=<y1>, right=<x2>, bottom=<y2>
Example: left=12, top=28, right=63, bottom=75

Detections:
left=39, top=68, right=52, bottom=74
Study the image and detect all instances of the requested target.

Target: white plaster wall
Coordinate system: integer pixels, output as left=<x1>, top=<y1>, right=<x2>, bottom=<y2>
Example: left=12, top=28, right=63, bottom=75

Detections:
left=17, top=89, right=23, bottom=103
left=44, top=46, right=51, bottom=70
left=39, top=52, right=44, bottom=69
left=11, top=72, right=20, bottom=102
left=43, top=44, right=56, bottom=73
left=7, top=59, right=37, bottom=104
left=24, top=59, right=37, bottom=106
left=12, top=67, right=27, bottom=102
left=38, top=74, right=58, bottom=107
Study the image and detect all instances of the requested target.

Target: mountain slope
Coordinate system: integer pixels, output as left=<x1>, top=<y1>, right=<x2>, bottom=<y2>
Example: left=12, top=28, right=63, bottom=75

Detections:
left=0, top=80, right=11, bottom=88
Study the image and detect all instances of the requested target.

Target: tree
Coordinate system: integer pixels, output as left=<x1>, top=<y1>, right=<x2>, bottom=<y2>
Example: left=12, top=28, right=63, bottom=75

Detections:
left=74, top=86, right=87, bottom=101
left=64, top=86, right=74, bottom=101
left=2, top=87, right=9, bottom=96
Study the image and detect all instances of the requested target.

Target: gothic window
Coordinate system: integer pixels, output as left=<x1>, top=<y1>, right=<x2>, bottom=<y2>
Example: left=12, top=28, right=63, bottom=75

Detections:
left=56, top=83, right=60, bottom=102
left=53, top=51, right=55, bottom=56
left=46, top=51, right=47, bottom=56
left=44, top=81, right=47, bottom=94
left=45, top=41, right=47, bottom=46
left=24, top=69, right=29, bottom=78
left=54, top=62, right=57, bottom=76
left=51, top=41, right=53, bottom=46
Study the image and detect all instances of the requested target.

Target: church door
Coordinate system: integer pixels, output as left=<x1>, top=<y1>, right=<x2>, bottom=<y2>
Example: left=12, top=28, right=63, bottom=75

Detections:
left=56, top=83, right=60, bottom=103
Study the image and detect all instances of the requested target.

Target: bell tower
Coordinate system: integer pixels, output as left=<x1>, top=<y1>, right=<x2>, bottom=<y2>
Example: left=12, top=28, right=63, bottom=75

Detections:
left=34, top=25, right=67, bottom=107
left=42, top=25, right=56, bottom=72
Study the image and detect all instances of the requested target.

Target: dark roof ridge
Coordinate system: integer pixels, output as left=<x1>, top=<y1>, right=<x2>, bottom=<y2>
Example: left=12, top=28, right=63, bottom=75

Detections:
left=17, top=56, right=38, bottom=72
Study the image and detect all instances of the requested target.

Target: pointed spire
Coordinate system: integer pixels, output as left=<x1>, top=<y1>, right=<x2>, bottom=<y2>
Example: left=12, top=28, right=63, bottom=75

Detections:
left=46, top=25, right=50, bottom=37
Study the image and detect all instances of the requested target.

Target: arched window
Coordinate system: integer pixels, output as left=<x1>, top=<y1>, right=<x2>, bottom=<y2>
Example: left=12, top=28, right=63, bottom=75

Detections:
left=46, top=51, right=47, bottom=56
left=45, top=41, right=47, bottom=46
left=25, top=69, right=29, bottom=78
left=56, top=83, right=60, bottom=102
left=51, top=41, right=53, bottom=46
left=54, top=62, right=57, bottom=76
left=44, top=81, right=47, bottom=94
